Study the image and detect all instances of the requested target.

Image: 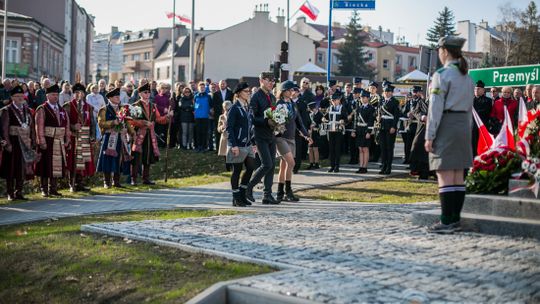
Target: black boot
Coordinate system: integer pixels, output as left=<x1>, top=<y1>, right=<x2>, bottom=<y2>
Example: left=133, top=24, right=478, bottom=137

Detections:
left=232, top=190, right=246, bottom=207
left=276, top=183, right=285, bottom=202
left=245, top=185, right=255, bottom=204
left=306, top=163, right=314, bottom=170
left=285, top=181, right=299, bottom=202
left=239, top=185, right=251, bottom=206
left=262, top=194, right=280, bottom=205
left=314, top=163, right=320, bottom=169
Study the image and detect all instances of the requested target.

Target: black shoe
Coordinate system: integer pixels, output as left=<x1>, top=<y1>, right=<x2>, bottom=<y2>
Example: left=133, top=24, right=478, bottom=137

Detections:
left=262, top=195, right=280, bottom=205
left=384, top=170, right=391, bottom=175
left=143, top=180, right=156, bottom=185
left=427, top=222, right=456, bottom=234
left=276, top=191, right=284, bottom=203
left=76, top=185, right=90, bottom=192
left=15, top=194, right=28, bottom=200
left=113, top=184, right=125, bottom=188
left=238, top=187, right=251, bottom=206
left=306, top=163, right=314, bottom=170
left=334, top=168, right=339, bottom=173
left=245, top=187, right=255, bottom=204
left=378, top=170, right=386, bottom=175
left=313, top=163, right=320, bottom=169
left=356, top=168, right=362, bottom=173
left=285, top=191, right=300, bottom=202
left=327, top=168, right=334, bottom=173
left=362, top=168, right=368, bottom=173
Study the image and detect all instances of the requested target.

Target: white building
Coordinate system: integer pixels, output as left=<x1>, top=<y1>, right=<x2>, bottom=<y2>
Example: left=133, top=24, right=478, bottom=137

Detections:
left=198, top=7, right=316, bottom=81
left=154, top=35, right=190, bottom=84
left=457, top=20, right=507, bottom=66
left=91, top=27, right=123, bottom=83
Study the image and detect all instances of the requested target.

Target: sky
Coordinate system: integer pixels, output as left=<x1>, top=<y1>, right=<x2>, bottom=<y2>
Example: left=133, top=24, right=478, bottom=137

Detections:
left=78, top=0, right=534, bottom=45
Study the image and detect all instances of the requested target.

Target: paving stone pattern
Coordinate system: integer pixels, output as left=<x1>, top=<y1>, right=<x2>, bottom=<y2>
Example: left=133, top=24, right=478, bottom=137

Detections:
left=84, top=204, right=540, bottom=303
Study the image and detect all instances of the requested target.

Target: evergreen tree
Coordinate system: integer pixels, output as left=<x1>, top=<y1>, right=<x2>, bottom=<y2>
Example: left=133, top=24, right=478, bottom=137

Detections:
left=515, top=1, right=540, bottom=64
left=336, top=11, right=374, bottom=77
left=426, top=7, right=458, bottom=47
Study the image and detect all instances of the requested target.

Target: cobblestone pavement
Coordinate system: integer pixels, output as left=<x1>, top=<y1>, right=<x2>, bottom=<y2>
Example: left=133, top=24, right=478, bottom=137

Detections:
left=0, top=162, right=410, bottom=226
left=83, top=204, right=540, bottom=303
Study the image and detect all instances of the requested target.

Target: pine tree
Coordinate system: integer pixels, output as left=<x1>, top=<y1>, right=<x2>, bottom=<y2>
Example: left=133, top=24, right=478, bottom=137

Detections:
left=426, top=7, right=458, bottom=47
left=336, top=11, right=374, bottom=77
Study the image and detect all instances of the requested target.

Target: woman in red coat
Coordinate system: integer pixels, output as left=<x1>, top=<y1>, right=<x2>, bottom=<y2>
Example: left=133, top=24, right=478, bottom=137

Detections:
left=490, top=86, right=518, bottom=134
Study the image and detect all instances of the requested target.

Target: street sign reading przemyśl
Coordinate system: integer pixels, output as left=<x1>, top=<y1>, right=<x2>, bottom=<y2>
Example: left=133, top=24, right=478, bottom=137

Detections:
left=468, top=64, right=540, bottom=88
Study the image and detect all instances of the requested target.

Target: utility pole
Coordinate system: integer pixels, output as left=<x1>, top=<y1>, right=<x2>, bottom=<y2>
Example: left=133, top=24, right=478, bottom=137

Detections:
left=326, top=0, right=333, bottom=84
left=189, top=0, right=195, bottom=82
left=171, top=0, right=176, bottom=85
left=2, top=0, right=8, bottom=80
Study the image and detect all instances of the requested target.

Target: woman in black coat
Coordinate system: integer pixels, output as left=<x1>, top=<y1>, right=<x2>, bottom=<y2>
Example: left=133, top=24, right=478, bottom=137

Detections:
left=175, top=87, right=195, bottom=149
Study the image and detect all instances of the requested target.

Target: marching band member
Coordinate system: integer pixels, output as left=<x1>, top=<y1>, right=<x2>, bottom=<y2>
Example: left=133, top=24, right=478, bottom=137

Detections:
left=352, top=90, right=375, bottom=174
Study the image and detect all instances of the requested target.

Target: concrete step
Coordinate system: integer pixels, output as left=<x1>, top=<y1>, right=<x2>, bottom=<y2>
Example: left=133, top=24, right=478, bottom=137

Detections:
left=187, top=281, right=318, bottom=304
left=411, top=209, right=540, bottom=240
left=463, top=194, right=540, bottom=220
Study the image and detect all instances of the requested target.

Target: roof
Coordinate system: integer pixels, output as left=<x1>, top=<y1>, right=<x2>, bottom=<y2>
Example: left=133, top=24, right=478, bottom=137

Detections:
left=310, top=23, right=348, bottom=40
left=366, top=41, right=385, bottom=48
left=155, top=35, right=190, bottom=59
left=397, top=69, right=429, bottom=82
left=391, top=45, right=419, bottom=54
left=122, top=28, right=159, bottom=42
left=294, top=62, right=327, bottom=74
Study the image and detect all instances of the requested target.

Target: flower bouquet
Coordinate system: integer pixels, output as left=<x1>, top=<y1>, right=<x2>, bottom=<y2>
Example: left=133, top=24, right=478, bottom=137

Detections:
left=114, top=105, right=141, bottom=131
left=466, top=148, right=522, bottom=194
left=264, top=104, right=290, bottom=135
left=513, top=109, right=540, bottom=197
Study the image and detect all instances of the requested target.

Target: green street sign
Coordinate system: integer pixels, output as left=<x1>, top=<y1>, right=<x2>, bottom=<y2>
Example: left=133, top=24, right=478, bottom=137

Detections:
left=469, top=64, right=540, bottom=88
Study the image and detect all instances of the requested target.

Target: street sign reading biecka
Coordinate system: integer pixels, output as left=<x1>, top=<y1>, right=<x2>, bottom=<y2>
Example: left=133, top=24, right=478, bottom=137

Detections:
left=469, top=64, right=540, bottom=88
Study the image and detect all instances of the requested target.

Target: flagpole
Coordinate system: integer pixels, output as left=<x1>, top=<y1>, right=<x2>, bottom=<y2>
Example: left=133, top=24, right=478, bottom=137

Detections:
left=189, top=0, right=195, bottom=82
left=171, top=0, right=175, bottom=86
left=327, top=0, right=332, bottom=84
left=1, top=0, right=8, bottom=81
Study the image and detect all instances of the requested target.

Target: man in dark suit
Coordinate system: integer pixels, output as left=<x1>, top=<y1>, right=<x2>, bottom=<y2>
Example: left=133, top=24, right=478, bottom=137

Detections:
left=378, top=84, right=400, bottom=175
left=212, top=80, right=233, bottom=152
left=246, top=73, right=279, bottom=205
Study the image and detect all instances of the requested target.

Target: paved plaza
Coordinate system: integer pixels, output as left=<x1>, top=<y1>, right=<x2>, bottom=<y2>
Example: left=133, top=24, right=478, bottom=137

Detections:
left=83, top=203, right=540, bottom=303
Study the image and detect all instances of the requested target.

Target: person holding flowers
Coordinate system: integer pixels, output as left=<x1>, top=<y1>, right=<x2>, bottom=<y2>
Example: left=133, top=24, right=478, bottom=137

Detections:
left=274, top=80, right=312, bottom=202
left=96, top=88, right=136, bottom=188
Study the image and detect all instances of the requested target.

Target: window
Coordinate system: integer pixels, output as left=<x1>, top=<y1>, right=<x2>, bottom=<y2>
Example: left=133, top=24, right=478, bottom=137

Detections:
left=166, top=66, right=170, bottom=78
left=143, top=70, right=150, bottom=78
left=408, top=56, right=416, bottom=68
left=157, top=68, right=160, bottom=79
left=395, top=55, right=401, bottom=65
left=317, top=52, right=324, bottom=64
left=123, top=55, right=128, bottom=63
left=383, top=59, right=389, bottom=69
left=131, top=54, right=140, bottom=61
left=144, top=52, right=150, bottom=60
left=333, top=54, right=340, bottom=65
left=367, top=52, right=373, bottom=61
left=178, top=65, right=185, bottom=82
left=5, top=39, right=20, bottom=63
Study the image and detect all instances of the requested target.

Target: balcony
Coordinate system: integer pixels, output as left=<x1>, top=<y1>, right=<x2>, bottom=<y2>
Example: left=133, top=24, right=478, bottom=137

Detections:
left=123, top=60, right=140, bottom=71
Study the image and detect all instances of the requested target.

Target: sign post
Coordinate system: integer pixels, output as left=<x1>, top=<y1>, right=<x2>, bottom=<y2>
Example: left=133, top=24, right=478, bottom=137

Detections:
left=469, top=64, right=540, bottom=88
left=326, top=0, right=375, bottom=84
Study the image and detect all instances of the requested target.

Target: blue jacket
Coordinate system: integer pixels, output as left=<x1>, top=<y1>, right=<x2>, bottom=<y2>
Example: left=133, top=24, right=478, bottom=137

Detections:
left=194, top=92, right=212, bottom=119
left=226, top=101, right=253, bottom=147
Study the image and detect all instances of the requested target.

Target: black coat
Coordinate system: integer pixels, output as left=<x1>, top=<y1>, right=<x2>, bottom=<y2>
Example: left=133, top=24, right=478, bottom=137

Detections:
left=176, top=95, right=195, bottom=123
left=212, top=88, right=234, bottom=118
left=250, top=89, right=276, bottom=141
left=379, top=97, right=400, bottom=131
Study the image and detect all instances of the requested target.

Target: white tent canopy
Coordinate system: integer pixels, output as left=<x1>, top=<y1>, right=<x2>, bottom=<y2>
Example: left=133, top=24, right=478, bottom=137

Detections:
left=397, top=69, right=429, bottom=82
left=294, top=62, right=327, bottom=75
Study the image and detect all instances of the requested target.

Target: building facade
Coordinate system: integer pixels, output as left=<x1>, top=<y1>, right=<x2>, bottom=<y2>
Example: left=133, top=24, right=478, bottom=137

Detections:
left=198, top=7, right=316, bottom=81
left=8, top=0, right=94, bottom=83
left=91, top=27, right=123, bottom=83
left=0, top=10, right=65, bottom=81
left=457, top=20, right=507, bottom=66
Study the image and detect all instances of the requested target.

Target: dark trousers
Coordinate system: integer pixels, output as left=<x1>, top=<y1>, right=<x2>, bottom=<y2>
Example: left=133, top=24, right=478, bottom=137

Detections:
left=293, top=133, right=307, bottom=172
left=6, top=177, right=23, bottom=196
left=379, top=129, right=396, bottom=173
left=231, top=157, right=257, bottom=189
left=248, top=138, right=276, bottom=196
left=40, top=177, right=58, bottom=193
left=195, top=118, right=209, bottom=150
left=207, top=119, right=215, bottom=150
left=328, top=132, right=343, bottom=169
left=348, top=132, right=358, bottom=163
left=369, top=140, right=380, bottom=162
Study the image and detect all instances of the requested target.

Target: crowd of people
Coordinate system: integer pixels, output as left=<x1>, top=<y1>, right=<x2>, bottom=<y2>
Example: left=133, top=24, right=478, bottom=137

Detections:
left=0, top=35, right=539, bottom=235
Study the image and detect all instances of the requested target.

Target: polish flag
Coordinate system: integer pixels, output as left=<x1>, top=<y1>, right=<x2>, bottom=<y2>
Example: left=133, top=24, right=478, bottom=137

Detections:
left=300, top=0, right=319, bottom=21
left=166, top=12, right=175, bottom=19
left=491, top=105, right=516, bottom=151
left=176, top=15, right=192, bottom=25
left=517, top=97, right=529, bottom=138
left=472, top=108, right=493, bottom=155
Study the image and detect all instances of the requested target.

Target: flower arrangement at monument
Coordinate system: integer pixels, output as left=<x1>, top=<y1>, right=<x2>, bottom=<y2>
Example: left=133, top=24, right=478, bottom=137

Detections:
left=513, top=109, right=540, bottom=197
left=466, top=148, right=521, bottom=194
left=264, top=104, right=290, bottom=135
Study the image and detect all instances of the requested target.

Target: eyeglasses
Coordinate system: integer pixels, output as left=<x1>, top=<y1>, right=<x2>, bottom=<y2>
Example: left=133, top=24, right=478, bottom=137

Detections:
left=263, top=78, right=275, bottom=82
left=242, top=89, right=250, bottom=93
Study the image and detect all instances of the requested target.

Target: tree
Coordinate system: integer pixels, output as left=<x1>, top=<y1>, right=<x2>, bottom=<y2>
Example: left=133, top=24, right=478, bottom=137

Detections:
left=480, top=53, right=493, bottom=68
left=336, top=11, right=374, bottom=77
left=426, top=7, right=458, bottom=47
left=514, top=1, right=540, bottom=64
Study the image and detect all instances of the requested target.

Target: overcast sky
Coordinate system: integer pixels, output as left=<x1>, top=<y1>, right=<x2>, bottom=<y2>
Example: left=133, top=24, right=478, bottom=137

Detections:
left=78, top=0, right=534, bottom=45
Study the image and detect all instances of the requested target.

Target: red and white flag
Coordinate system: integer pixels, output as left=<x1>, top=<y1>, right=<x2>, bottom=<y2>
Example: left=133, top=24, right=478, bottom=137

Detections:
left=517, top=97, right=529, bottom=138
left=472, top=108, right=494, bottom=155
left=176, top=15, right=192, bottom=24
left=300, top=0, right=319, bottom=21
left=165, top=12, right=192, bottom=24
left=491, top=105, right=516, bottom=151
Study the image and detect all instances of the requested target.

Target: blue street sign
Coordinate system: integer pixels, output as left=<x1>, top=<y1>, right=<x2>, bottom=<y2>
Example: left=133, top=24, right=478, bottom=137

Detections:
left=333, top=0, right=375, bottom=10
